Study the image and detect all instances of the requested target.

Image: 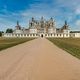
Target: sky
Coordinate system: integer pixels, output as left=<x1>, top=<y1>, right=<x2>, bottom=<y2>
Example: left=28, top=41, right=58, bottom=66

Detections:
left=0, top=0, right=80, bottom=31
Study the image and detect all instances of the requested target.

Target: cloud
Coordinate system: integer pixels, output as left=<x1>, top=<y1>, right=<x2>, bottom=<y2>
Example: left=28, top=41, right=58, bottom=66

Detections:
left=0, top=17, right=15, bottom=31
left=19, top=2, right=75, bottom=27
left=0, top=0, right=80, bottom=31
left=75, top=6, right=80, bottom=15
left=76, top=20, right=80, bottom=27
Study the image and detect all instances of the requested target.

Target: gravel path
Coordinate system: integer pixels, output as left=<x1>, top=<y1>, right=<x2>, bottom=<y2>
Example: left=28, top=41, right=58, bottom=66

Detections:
left=0, top=38, right=80, bottom=80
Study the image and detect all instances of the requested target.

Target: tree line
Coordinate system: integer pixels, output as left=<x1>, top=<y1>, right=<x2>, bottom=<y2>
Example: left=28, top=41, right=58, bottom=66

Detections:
left=0, top=28, right=13, bottom=37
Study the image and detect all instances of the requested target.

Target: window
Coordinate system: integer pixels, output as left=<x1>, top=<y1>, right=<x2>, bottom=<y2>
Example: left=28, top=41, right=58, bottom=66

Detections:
left=51, top=34, right=52, bottom=36
left=60, top=34, right=61, bottom=36
left=66, top=34, right=68, bottom=36
left=24, top=34, right=26, bottom=36
left=48, top=34, right=49, bottom=36
left=27, top=34, right=29, bottom=36
left=36, top=34, right=38, bottom=36
left=33, top=34, right=35, bottom=36
left=45, top=34, right=47, bottom=36
left=15, top=34, right=17, bottom=36
left=30, top=34, right=32, bottom=36
left=21, top=34, right=23, bottom=36
left=54, top=34, right=55, bottom=36
left=18, top=34, right=20, bottom=36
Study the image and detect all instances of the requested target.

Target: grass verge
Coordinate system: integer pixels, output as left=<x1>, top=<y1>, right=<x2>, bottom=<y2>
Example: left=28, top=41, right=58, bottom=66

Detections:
left=48, top=38, right=80, bottom=59
left=0, top=37, right=34, bottom=51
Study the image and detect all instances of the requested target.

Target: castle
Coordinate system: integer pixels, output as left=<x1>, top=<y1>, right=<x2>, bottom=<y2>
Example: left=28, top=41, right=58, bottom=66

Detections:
left=3, top=17, right=80, bottom=38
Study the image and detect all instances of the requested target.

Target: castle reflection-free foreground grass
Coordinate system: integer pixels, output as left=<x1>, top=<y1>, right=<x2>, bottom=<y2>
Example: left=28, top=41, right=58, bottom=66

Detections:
left=48, top=38, right=80, bottom=59
left=0, top=38, right=34, bottom=51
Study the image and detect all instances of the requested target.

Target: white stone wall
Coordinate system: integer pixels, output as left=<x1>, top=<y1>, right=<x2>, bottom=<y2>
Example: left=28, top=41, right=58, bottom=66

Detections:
left=29, top=29, right=37, bottom=33
left=3, top=33, right=80, bottom=38
left=63, top=29, right=70, bottom=34
left=14, top=30, right=23, bottom=34
left=75, top=33, right=80, bottom=37
left=48, top=28, right=56, bottom=33
left=45, top=33, right=69, bottom=38
left=3, top=33, right=38, bottom=38
left=48, top=29, right=53, bottom=33
left=70, top=33, right=80, bottom=38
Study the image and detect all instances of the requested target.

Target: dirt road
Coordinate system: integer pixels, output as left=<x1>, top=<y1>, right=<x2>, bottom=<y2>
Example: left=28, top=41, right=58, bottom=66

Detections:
left=0, top=38, right=80, bottom=80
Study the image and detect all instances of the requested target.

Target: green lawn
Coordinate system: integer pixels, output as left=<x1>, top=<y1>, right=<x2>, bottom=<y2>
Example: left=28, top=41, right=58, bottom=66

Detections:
left=0, top=37, right=34, bottom=51
left=48, top=38, right=80, bottom=59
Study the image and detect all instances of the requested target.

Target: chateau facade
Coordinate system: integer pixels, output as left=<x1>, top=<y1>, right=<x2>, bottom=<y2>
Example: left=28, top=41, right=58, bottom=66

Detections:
left=3, top=17, right=80, bottom=38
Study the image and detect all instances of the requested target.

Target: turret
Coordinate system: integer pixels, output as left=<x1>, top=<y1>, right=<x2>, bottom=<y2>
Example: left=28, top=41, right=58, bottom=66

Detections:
left=50, top=17, right=53, bottom=21
left=32, top=17, right=35, bottom=22
left=41, top=16, right=44, bottom=21
left=17, top=21, right=19, bottom=26
left=65, top=20, right=67, bottom=25
left=40, top=16, right=45, bottom=28
left=61, top=20, right=70, bottom=34
left=62, top=20, right=69, bottom=29
left=15, top=21, right=21, bottom=30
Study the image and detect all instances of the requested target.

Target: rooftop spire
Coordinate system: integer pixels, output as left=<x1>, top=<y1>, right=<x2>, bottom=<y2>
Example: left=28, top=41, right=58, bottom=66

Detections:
left=50, top=17, right=53, bottom=21
left=50, top=17, right=53, bottom=20
left=32, top=17, right=34, bottom=22
left=17, top=21, right=19, bottom=26
left=65, top=20, right=67, bottom=25
left=41, top=16, right=44, bottom=20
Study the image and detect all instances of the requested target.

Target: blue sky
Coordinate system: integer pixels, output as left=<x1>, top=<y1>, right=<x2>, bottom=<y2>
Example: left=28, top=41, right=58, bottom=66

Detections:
left=0, top=0, right=80, bottom=31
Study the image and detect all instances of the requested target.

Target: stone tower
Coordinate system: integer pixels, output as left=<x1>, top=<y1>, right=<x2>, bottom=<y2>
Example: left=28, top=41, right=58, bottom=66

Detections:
left=15, top=21, right=21, bottom=30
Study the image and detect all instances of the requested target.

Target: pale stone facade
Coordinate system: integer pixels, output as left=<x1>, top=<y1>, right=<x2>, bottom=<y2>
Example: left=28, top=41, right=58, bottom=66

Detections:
left=3, top=17, right=80, bottom=38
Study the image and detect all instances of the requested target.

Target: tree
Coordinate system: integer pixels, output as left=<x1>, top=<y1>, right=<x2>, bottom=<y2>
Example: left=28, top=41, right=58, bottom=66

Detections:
left=6, top=28, right=13, bottom=33
left=0, top=31, right=4, bottom=37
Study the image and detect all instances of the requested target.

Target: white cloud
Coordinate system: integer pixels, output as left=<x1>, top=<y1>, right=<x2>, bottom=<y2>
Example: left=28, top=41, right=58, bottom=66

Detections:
left=0, top=17, right=15, bottom=31
left=75, top=6, right=80, bottom=14
left=76, top=20, right=80, bottom=26
left=1, top=0, right=80, bottom=31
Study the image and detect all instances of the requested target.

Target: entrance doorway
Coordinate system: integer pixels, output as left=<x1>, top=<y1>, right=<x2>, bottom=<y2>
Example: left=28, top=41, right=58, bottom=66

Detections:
left=41, top=34, right=43, bottom=38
